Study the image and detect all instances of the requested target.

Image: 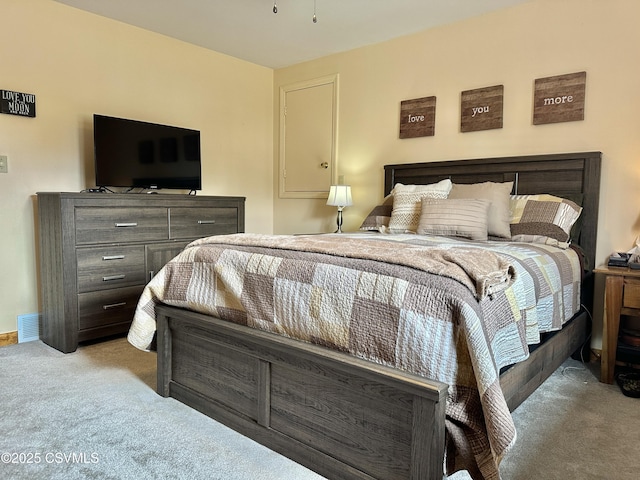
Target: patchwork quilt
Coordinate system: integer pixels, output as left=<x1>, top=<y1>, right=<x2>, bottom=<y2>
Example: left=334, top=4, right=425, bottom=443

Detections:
left=128, top=232, right=581, bottom=480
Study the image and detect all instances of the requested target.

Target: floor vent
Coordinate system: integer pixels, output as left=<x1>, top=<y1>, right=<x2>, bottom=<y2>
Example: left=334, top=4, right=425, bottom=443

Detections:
left=17, top=313, right=40, bottom=343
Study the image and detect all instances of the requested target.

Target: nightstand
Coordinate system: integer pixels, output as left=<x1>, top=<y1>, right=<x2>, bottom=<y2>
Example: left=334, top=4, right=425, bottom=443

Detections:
left=594, top=265, right=640, bottom=383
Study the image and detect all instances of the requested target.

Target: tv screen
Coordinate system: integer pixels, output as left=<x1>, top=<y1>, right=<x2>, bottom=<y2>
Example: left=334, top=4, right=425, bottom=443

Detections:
left=94, top=114, right=201, bottom=191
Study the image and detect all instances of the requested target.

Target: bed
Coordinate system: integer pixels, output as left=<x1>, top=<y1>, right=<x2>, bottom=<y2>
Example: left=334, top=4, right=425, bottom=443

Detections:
left=127, top=151, right=601, bottom=480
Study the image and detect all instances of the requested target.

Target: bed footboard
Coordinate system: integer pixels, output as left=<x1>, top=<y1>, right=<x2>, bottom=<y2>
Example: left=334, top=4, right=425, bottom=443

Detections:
left=156, top=305, right=448, bottom=480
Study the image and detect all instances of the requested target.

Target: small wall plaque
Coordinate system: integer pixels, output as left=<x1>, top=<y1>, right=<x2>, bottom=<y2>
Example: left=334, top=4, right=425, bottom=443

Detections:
left=533, top=71, right=586, bottom=125
left=399, top=96, right=436, bottom=139
left=1, top=89, right=36, bottom=117
left=460, top=85, right=503, bottom=132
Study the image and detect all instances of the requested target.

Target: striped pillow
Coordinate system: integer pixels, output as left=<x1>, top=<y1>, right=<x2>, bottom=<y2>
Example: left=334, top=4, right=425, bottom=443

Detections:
left=416, top=198, right=491, bottom=240
left=509, top=194, right=582, bottom=247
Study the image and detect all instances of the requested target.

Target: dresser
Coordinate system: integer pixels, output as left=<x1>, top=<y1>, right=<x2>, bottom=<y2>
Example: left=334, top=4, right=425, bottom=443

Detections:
left=37, top=192, right=245, bottom=353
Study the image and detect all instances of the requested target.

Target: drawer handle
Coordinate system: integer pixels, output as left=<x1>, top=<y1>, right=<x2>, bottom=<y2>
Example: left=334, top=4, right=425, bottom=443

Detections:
left=197, top=220, right=216, bottom=225
left=103, top=302, right=126, bottom=310
left=102, top=274, right=126, bottom=282
left=102, top=255, right=125, bottom=261
left=115, top=222, right=138, bottom=228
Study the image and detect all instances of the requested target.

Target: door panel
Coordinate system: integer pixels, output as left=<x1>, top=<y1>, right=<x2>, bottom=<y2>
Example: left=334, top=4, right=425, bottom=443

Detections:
left=279, top=75, right=338, bottom=198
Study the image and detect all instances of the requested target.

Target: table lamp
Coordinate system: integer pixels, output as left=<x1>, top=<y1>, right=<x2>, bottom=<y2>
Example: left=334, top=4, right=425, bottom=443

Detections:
left=326, top=185, right=352, bottom=233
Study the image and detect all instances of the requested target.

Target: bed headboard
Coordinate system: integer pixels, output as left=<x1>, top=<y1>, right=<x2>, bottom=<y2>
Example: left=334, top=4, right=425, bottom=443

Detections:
left=384, top=151, right=602, bottom=271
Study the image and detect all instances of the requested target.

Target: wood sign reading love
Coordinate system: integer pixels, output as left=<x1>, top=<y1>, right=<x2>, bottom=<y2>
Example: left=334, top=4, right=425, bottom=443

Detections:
left=399, top=96, right=436, bottom=139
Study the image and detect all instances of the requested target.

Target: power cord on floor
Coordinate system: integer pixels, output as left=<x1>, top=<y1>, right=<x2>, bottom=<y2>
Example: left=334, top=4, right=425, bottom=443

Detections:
left=560, top=303, right=594, bottom=384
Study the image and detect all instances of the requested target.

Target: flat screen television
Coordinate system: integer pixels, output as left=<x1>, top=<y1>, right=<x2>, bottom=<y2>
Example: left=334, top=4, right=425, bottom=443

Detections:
left=94, top=114, right=201, bottom=191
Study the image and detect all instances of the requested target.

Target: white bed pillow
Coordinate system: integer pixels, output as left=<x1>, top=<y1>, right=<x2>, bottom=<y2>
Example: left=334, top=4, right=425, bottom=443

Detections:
left=416, top=198, right=491, bottom=240
left=447, top=181, right=513, bottom=238
left=390, top=179, right=453, bottom=197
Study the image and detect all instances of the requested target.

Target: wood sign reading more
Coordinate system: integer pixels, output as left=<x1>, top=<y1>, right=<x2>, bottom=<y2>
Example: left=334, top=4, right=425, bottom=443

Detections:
left=1, top=89, right=36, bottom=117
left=460, top=85, right=503, bottom=132
left=533, top=71, right=586, bottom=125
left=399, top=96, right=436, bottom=139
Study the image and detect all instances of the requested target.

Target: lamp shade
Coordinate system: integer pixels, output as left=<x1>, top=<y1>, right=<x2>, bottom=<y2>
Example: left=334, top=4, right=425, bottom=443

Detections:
left=326, top=185, right=353, bottom=207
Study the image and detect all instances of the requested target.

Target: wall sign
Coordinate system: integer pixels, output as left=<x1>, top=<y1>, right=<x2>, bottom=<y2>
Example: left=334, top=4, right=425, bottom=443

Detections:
left=533, top=71, right=586, bottom=125
left=460, top=85, right=503, bottom=132
left=399, top=96, right=436, bottom=139
left=1, top=89, right=36, bottom=117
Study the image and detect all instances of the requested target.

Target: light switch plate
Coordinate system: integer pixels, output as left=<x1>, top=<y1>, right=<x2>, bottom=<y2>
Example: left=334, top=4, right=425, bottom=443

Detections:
left=0, top=155, right=7, bottom=173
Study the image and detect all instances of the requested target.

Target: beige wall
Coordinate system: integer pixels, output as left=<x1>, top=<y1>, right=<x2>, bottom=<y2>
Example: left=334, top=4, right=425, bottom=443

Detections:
left=273, top=0, right=640, bottom=346
left=274, top=0, right=640, bottom=258
left=0, top=0, right=274, bottom=335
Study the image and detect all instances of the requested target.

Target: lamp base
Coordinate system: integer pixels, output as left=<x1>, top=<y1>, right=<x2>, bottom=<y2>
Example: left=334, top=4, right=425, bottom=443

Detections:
left=335, top=207, right=344, bottom=233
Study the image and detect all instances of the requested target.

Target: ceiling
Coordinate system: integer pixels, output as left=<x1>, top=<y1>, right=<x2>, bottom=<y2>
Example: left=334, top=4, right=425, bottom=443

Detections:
left=54, top=0, right=531, bottom=69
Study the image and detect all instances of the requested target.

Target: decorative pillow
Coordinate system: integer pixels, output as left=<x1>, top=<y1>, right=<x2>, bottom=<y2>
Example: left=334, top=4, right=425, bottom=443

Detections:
left=388, top=186, right=451, bottom=233
left=509, top=194, right=582, bottom=248
left=416, top=198, right=491, bottom=241
left=562, top=193, right=585, bottom=241
left=448, top=181, right=513, bottom=238
left=359, top=194, right=393, bottom=232
left=359, top=203, right=393, bottom=231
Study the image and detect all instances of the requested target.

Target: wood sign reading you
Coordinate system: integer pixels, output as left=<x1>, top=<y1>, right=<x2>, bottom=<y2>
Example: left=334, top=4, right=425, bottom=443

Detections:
left=533, top=71, right=586, bottom=125
left=460, top=85, right=503, bottom=132
left=1, top=89, right=36, bottom=117
left=399, top=96, right=436, bottom=139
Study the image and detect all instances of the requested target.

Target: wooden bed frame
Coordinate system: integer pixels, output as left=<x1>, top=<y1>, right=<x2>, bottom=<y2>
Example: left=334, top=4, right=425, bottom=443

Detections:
left=155, top=152, right=601, bottom=480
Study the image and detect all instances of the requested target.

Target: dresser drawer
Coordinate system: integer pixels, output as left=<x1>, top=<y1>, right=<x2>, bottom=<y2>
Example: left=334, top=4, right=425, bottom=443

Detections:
left=75, top=207, right=168, bottom=244
left=76, top=245, right=146, bottom=293
left=623, top=278, right=640, bottom=309
left=169, top=207, right=238, bottom=239
left=78, top=286, right=144, bottom=331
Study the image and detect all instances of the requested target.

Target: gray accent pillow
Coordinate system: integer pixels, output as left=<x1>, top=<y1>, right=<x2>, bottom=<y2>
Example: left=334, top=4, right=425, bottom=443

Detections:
left=448, top=181, right=513, bottom=238
left=359, top=203, right=392, bottom=231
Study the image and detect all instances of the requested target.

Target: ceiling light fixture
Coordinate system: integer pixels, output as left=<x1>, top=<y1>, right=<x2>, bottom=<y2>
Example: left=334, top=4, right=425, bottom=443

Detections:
left=272, top=1, right=318, bottom=23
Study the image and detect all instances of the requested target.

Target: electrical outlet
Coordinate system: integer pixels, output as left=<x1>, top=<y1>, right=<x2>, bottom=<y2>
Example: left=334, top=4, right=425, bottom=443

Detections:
left=0, top=155, right=7, bottom=174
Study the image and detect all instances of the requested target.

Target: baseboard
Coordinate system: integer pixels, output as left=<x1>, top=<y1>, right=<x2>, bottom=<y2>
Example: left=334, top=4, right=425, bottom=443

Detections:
left=0, top=331, right=18, bottom=347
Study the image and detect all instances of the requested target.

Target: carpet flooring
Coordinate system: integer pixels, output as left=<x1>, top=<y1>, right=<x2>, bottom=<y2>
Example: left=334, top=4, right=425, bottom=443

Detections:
left=1, top=337, right=639, bottom=479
